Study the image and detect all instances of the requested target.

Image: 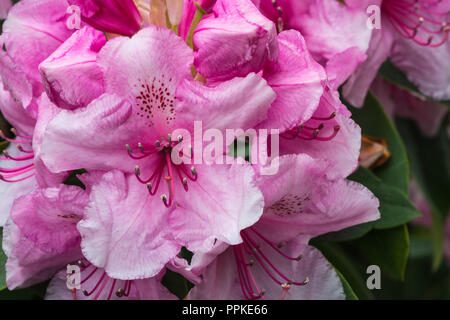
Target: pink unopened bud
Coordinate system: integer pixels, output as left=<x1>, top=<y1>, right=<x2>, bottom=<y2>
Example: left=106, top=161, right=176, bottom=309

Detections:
left=67, top=0, right=143, bottom=37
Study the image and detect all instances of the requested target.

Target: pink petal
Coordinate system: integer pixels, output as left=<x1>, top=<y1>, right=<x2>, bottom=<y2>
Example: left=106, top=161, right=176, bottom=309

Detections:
left=32, top=93, right=69, bottom=188
left=290, top=0, right=373, bottom=64
left=0, top=0, right=12, bottom=20
left=0, top=46, right=34, bottom=109
left=4, top=184, right=88, bottom=289
left=390, top=38, right=450, bottom=102
left=98, top=25, right=193, bottom=136
left=255, top=154, right=380, bottom=241
left=2, top=0, right=75, bottom=93
left=169, top=163, right=264, bottom=251
left=343, top=26, right=395, bottom=107
left=175, top=73, right=275, bottom=133
left=257, top=30, right=325, bottom=132
left=67, top=0, right=142, bottom=36
left=0, top=80, right=36, bottom=137
left=325, top=46, right=367, bottom=90
left=78, top=170, right=181, bottom=279
left=40, top=94, right=139, bottom=173
left=39, top=26, right=106, bottom=110
left=280, top=91, right=362, bottom=180
left=193, top=0, right=278, bottom=82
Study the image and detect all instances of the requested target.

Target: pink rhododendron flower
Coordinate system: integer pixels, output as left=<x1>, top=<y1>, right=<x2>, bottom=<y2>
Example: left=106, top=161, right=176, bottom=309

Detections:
left=188, top=238, right=345, bottom=300
left=0, top=0, right=408, bottom=301
left=0, top=0, right=12, bottom=19
left=2, top=170, right=177, bottom=299
left=255, top=0, right=374, bottom=64
left=40, top=26, right=274, bottom=278
left=185, top=154, right=380, bottom=299
left=343, top=0, right=450, bottom=106
left=255, top=0, right=449, bottom=106
left=194, top=9, right=364, bottom=179
left=67, top=0, right=143, bottom=36
left=3, top=183, right=88, bottom=289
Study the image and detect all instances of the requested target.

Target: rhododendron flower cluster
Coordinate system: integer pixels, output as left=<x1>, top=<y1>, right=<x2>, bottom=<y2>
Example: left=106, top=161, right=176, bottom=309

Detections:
left=0, top=0, right=448, bottom=302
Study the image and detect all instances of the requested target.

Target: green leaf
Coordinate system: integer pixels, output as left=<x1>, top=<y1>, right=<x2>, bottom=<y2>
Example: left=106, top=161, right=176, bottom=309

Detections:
left=351, top=167, right=421, bottom=229
left=0, top=230, right=7, bottom=291
left=429, top=209, right=445, bottom=271
left=378, top=60, right=450, bottom=109
left=0, top=281, right=49, bottom=300
left=396, top=119, right=450, bottom=218
left=356, top=225, right=410, bottom=281
left=0, top=140, right=9, bottom=153
left=317, top=167, right=420, bottom=241
left=335, top=269, right=359, bottom=300
left=311, top=239, right=372, bottom=300
left=347, top=91, right=409, bottom=194
left=161, top=269, right=193, bottom=300
left=396, top=118, right=449, bottom=270
left=63, top=169, right=88, bottom=189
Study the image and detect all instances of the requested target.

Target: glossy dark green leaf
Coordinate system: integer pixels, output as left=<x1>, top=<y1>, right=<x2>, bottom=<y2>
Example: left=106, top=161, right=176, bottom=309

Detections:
left=378, top=60, right=450, bottom=109
left=348, top=92, right=409, bottom=194
left=396, top=118, right=450, bottom=218
left=356, top=225, right=410, bottom=281
left=0, top=231, right=6, bottom=291
left=335, top=269, right=358, bottom=300
left=350, top=167, right=421, bottom=229
left=0, top=281, right=49, bottom=300
left=317, top=167, right=420, bottom=241
left=396, top=118, right=449, bottom=269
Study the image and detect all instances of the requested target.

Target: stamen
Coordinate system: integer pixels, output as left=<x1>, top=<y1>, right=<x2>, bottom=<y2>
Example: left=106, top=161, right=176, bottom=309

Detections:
left=382, top=0, right=449, bottom=47
left=0, top=130, right=32, bottom=144
left=0, top=162, right=34, bottom=173
left=135, top=165, right=141, bottom=177
left=107, top=279, right=117, bottom=300
left=163, top=150, right=175, bottom=207
left=127, top=137, right=198, bottom=206
left=116, top=288, right=124, bottom=297
left=82, top=272, right=107, bottom=296
left=0, top=173, right=35, bottom=183
left=17, top=145, right=33, bottom=153
left=249, top=228, right=303, bottom=261
left=232, top=230, right=309, bottom=300
left=279, top=283, right=291, bottom=300
left=233, top=245, right=266, bottom=300
left=1, top=151, right=34, bottom=161
left=311, top=112, right=336, bottom=121
left=10, top=128, right=32, bottom=140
